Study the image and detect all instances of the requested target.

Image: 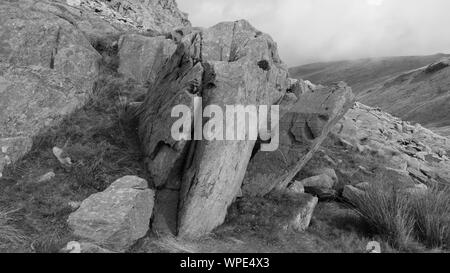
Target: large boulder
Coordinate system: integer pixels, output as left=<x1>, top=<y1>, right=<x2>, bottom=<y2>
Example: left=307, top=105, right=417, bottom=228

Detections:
left=67, top=176, right=154, bottom=252
left=0, top=1, right=101, bottom=176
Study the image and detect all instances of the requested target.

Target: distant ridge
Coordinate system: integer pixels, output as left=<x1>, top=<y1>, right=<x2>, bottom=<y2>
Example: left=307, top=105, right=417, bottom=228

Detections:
left=289, top=53, right=450, bottom=94
left=290, top=54, right=450, bottom=136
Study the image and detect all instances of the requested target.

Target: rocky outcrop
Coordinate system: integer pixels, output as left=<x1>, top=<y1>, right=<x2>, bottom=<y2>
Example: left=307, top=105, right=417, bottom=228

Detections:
left=0, top=0, right=190, bottom=177
left=137, top=20, right=291, bottom=237
left=67, top=176, right=154, bottom=252
left=136, top=19, right=354, bottom=238
left=356, top=57, right=450, bottom=137
left=335, top=102, right=450, bottom=187
left=73, top=0, right=191, bottom=33
left=0, top=1, right=101, bottom=177
left=241, top=82, right=354, bottom=197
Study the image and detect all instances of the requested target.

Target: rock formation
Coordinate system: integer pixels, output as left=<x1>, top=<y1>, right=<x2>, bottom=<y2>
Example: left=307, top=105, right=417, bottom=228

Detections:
left=334, top=102, right=450, bottom=188
left=136, top=20, right=354, bottom=238
left=0, top=0, right=189, bottom=177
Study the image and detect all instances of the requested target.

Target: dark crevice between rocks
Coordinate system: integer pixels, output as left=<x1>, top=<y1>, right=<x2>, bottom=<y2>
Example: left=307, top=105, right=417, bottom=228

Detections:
left=49, top=27, right=61, bottom=69
left=303, top=121, right=317, bottom=141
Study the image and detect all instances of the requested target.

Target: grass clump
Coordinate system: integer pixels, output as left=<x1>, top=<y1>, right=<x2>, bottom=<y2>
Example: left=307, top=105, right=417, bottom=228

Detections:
left=347, top=182, right=450, bottom=251
left=410, top=185, right=450, bottom=249
left=0, top=207, right=28, bottom=251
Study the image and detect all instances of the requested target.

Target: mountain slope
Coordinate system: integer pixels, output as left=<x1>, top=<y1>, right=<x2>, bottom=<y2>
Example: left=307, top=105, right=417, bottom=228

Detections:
left=357, top=58, right=450, bottom=135
left=289, top=54, right=449, bottom=94
left=290, top=55, right=450, bottom=136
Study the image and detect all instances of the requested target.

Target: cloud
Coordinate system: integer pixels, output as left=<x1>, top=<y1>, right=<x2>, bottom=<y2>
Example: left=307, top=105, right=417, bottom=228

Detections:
left=367, top=0, right=384, bottom=6
left=178, top=0, right=450, bottom=66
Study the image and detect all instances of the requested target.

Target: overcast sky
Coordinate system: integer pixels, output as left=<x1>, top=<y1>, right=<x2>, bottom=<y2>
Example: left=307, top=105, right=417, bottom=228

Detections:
left=178, top=0, right=450, bottom=66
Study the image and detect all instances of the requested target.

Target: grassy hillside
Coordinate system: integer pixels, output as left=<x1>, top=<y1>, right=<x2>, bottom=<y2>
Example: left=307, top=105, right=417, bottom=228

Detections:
left=358, top=58, right=450, bottom=130
left=289, top=54, right=449, bottom=94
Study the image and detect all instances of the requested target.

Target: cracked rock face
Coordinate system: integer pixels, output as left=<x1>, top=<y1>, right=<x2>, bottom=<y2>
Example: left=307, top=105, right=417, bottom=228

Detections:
left=0, top=1, right=101, bottom=176
left=242, top=82, right=355, bottom=197
left=67, top=176, right=154, bottom=252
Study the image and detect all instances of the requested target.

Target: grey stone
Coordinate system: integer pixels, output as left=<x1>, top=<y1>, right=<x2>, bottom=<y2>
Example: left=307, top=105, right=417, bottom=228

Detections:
left=299, top=174, right=335, bottom=189
left=67, top=176, right=154, bottom=252
left=288, top=181, right=305, bottom=194
left=284, top=194, right=318, bottom=232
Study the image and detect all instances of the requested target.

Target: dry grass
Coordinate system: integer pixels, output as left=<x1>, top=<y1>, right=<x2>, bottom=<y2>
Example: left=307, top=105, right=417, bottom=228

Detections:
left=410, top=185, right=450, bottom=249
left=0, top=207, right=28, bottom=251
left=346, top=183, right=416, bottom=250
left=347, top=182, right=450, bottom=251
left=0, top=45, right=148, bottom=252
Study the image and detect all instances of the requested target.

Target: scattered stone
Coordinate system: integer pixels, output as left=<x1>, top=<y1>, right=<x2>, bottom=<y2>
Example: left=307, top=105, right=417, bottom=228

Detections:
left=299, top=174, right=335, bottom=189
left=37, top=171, right=55, bottom=183
left=52, top=147, right=72, bottom=167
left=288, top=181, right=305, bottom=194
left=61, top=241, right=115, bottom=253
left=285, top=195, right=318, bottom=232
left=366, top=241, right=381, bottom=253
left=67, top=176, right=154, bottom=252
left=310, top=168, right=338, bottom=184
left=68, top=201, right=81, bottom=210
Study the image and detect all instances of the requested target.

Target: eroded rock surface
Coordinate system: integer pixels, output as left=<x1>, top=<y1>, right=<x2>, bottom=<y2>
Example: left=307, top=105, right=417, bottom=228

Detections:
left=242, top=82, right=355, bottom=197
left=335, top=102, right=450, bottom=187
left=0, top=1, right=101, bottom=176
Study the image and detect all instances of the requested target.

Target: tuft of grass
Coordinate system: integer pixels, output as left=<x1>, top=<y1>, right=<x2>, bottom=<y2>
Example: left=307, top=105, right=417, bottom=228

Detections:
left=348, top=181, right=450, bottom=251
left=346, top=183, right=416, bottom=250
left=0, top=207, right=28, bottom=250
left=409, top=185, right=450, bottom=249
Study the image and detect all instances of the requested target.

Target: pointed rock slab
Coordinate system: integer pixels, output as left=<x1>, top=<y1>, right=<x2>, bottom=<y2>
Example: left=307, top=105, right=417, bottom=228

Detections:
left=67, top=176, right=154, bottom=252
left=138, top=32, right=204, bottom=189
left=176, top=21, right=289, bottom=238
left=242, top=82, right=355, bottom=197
